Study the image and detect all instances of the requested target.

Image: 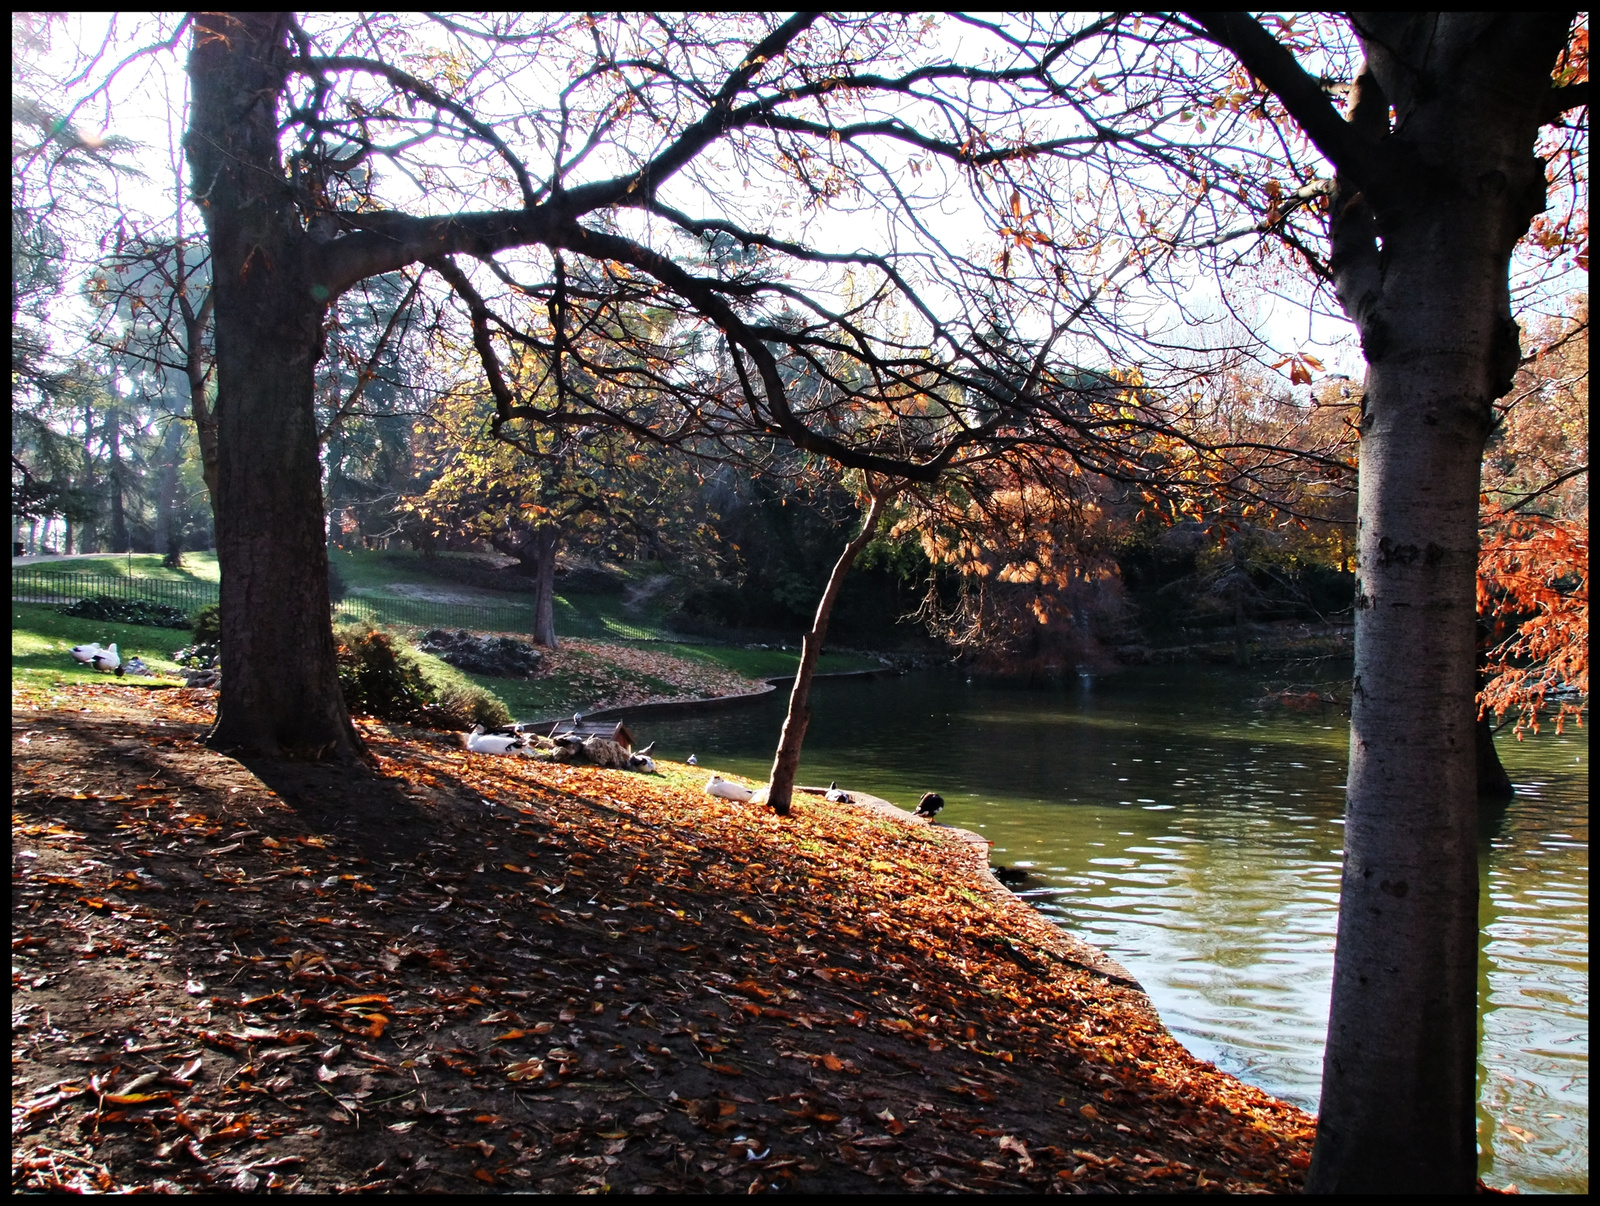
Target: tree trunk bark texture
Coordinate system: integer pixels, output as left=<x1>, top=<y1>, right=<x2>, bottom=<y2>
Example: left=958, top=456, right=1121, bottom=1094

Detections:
left=495, top=525, right=562, bottom=648
left=765, top=493, right=886, bottom=816
left=530, top=527, right=560, bottom=649
left=187, top=12, right=363, bottom=760
left=1306, top=15, right=1568, bottom=1194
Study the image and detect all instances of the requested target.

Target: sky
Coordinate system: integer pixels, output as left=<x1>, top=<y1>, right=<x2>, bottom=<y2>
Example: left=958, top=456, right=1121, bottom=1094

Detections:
left=16, top=12, right=1585, bottom=398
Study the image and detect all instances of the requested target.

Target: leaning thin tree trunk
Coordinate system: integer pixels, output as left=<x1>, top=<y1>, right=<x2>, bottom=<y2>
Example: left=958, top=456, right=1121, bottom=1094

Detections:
left=764, top=491, right=886, bottom=817
left=188, top=12, right=364, bottom=761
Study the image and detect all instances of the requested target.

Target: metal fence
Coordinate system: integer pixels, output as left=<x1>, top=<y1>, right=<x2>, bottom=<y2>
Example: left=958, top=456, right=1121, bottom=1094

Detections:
left=12, top=568, right=219, bottom=613
left=13, top=566, right=534, bottom=635
left=334, top=594, right=534, bottom=634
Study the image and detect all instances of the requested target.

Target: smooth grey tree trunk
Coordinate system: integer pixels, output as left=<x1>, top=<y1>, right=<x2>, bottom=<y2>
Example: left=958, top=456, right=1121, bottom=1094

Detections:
left=1185, top=10, right=1581, bottom=1183
left=1292, top=15, right=1571, bottom=1193
left=764, top=492, right=886, bottom=816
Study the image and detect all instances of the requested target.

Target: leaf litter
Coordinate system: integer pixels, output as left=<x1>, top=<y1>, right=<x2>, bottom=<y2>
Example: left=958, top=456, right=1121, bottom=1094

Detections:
left=13, top=682, right=1315, bottom=1193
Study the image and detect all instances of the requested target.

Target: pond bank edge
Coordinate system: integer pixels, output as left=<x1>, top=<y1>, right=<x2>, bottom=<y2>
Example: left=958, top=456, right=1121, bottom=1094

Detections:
left=806, top=784, right=1149, bottom=997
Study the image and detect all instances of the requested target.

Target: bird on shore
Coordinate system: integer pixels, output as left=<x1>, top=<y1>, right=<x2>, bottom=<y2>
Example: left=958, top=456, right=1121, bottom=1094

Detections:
left=914, top=792, right=945, bottom=820
left=686, top=754, right=698, bottom=766
left=70, top=641, right=106, bottom=665
left=71, top=642, right=121, bottom=673
left=824, top=781, right=853, bottom=804
left=628, top=742, right=658, bottom=773
left=461, top=725, right=525, bottom=754
left=705, top=773, right=754, bottom=802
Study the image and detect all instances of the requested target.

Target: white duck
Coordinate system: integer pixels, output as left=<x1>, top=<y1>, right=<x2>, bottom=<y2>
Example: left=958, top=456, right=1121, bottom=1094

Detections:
left=824, top=781, right=853, bottom=804
left=704, top=773, right=755, bottom=802
left=71, top=642, right=121, bottom=674
left=461, top=725, right=525, bottom=755
left=627, top=742, right=658, bottom=774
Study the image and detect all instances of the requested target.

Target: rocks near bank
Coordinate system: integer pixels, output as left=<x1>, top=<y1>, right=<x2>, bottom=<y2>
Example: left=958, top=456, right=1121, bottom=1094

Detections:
left=415, top=629, right=544, bottom=678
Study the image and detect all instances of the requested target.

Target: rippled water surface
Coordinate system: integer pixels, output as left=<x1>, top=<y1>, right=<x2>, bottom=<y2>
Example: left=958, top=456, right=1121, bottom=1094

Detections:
left=637, top=664, right=1587, bottom=1192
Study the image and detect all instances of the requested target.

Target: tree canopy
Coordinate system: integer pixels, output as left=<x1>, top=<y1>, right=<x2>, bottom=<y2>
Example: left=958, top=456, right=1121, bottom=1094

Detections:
left=11, top=11, right=1588, bottom=1194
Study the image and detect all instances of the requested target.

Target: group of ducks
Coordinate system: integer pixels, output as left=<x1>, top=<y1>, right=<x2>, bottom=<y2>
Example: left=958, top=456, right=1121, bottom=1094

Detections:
left=461, top=723, right=949, bottom=825
left=459, top=724, right=658, bottom=773
left=69, top=642, right=149, bottom=677
left=702, top=773, right=946, bottom=822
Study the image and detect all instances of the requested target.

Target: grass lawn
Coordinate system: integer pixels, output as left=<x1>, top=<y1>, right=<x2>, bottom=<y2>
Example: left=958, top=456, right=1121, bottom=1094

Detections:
left=13, top=552, right=220, bottom=583
left=16, top=551, right=886, bottom=720
left=11, top=603, right=194, bottom=691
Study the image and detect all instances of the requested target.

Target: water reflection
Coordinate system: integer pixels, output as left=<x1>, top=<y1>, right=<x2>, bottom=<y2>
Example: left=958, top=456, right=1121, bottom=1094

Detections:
left=640, top=666, right=1587, bottom=1193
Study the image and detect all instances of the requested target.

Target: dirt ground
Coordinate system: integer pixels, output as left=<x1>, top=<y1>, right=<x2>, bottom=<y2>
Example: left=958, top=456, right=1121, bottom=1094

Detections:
left=13, top=683, right=1315, bottom=1194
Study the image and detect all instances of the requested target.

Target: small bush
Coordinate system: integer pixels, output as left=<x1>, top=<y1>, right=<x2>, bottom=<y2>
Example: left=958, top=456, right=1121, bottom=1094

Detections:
left=59, top=595, right=192, bottom=629
left=190, top=604, right=221, bottom=644
left=171, top=642, right=220, bottom=669
left=334, top=624, right=510, bottom=730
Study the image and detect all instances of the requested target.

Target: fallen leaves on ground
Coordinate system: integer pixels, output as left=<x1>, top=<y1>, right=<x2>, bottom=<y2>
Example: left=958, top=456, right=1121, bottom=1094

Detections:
left=13, top=682, right=1314, bottom=1193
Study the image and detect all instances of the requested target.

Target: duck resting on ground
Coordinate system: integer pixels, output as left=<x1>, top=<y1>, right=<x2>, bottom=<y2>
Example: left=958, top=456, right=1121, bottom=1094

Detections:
left=461, top=725, right=525, bottom=754
left=824, top=781, right=853, bottom=804
left=914, top=792, right=945, bottom=820
left=627, top=742, right=658, bottom=774
left=704, top=773, right=755, bottom=802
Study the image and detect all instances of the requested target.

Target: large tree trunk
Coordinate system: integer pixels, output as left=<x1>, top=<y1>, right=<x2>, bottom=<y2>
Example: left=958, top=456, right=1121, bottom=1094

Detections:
left=765, top=492, right=886, bottom=816
left=187, top=12, right=363, bottom=760
left=1304, top=16, right=1565, bottom=1193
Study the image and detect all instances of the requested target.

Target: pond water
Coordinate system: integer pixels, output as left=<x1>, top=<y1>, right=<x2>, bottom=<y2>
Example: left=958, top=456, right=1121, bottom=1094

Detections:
left=637, top=664, right=1588, bottom=1193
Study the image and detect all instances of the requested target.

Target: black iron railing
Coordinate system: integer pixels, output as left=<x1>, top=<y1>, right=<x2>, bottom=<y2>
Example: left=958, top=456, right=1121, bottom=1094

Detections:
left=13, top=567, right=535, bottom=635
left=12, top=568, right=219, bottom=613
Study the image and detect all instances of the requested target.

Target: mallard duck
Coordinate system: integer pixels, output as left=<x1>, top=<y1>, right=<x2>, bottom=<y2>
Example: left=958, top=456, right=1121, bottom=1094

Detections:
left=824, top=781, right=853, bottom=804
left=914, top=792, right=945, bottom=820
left=704, top=773, right=754, bottom=802
left=461, top=725, right=525, bottom=754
